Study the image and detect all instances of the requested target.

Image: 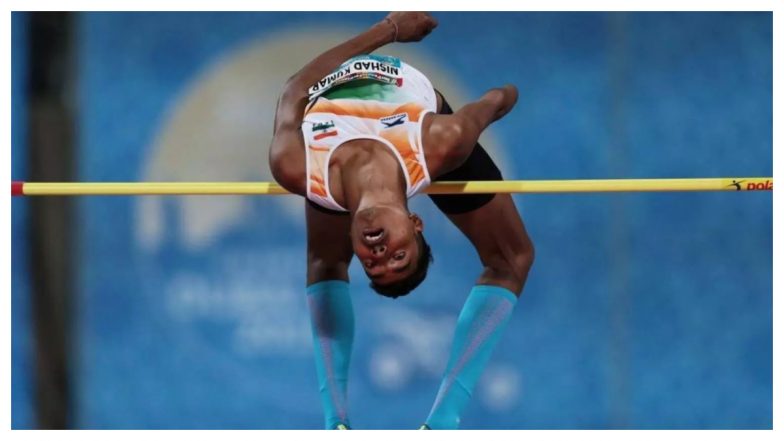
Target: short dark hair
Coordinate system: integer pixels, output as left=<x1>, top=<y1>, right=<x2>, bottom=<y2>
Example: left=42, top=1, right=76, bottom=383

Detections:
left=369, top=233, right=433, bottom=299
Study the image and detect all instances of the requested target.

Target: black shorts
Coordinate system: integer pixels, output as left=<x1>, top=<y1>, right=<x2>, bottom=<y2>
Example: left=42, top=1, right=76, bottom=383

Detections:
left=427, top=92, right=503, bottom=214
left=306, top=92, right=503, bottom=216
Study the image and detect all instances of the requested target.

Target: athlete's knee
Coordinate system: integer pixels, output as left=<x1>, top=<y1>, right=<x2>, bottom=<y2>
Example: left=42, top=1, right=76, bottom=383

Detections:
left=477, top=85, right=518, bottom=124
left=511, top=238, right=535, bottom=281
left=480, top=239, right=534, bottom=295
left=307, top=253, right=350, bottom=283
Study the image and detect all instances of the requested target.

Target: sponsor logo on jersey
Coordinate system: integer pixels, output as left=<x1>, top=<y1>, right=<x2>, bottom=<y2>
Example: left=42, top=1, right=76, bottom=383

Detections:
left=312, top=121, right=337, bottom=140
left=380, top=113, right=407, bottom=128
left=312, top=121, right=335, bottom=132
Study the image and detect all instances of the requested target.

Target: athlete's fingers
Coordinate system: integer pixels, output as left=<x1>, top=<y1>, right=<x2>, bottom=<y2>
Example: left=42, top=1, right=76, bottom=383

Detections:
left=427, top=14, right=438, bottom=30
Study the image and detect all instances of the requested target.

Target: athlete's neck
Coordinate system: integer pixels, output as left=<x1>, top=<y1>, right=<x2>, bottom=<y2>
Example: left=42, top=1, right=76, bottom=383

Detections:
left=338, top=142, right=408, bottom=213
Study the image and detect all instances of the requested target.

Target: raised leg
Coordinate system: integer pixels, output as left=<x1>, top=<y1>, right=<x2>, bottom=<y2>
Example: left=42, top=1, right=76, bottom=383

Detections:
left=423, top=85, right=518, bottom=175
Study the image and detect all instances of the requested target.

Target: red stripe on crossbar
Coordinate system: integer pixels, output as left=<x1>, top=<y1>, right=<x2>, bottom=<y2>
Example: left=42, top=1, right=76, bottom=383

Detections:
left=11, top=181, right=23, bottom=196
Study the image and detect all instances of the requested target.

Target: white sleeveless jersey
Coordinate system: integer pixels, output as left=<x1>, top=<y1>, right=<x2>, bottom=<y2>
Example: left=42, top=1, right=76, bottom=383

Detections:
left=301, top=54, right=437, bottom=212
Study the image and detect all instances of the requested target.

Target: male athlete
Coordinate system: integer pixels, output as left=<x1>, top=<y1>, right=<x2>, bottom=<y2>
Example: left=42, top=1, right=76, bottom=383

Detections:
left=269, top=12, right=534, bottom=429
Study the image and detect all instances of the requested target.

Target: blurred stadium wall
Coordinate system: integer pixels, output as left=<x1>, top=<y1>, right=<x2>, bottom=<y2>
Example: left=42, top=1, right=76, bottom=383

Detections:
left=11, top=11, right=771, bottom=429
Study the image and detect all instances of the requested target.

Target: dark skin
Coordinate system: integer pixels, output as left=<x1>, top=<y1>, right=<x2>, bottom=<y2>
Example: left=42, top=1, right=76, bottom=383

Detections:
left=270, top=12, right=534, bottom=295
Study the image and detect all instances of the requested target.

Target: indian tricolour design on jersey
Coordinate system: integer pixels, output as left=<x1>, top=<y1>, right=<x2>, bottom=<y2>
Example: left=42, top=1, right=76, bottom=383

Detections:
left=307, top=54, right=404, bottom=101
left=302, top=54, right=438, bottom=212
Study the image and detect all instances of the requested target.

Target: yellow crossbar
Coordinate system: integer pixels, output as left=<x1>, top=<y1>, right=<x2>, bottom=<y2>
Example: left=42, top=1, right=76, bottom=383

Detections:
left=11, top=178, right=772, bottom=196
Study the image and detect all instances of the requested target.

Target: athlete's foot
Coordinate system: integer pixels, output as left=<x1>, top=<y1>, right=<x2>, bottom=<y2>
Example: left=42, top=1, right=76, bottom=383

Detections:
left=418, top=424, right=431, bottom=430
left=334, top=423, right=351, bottom=430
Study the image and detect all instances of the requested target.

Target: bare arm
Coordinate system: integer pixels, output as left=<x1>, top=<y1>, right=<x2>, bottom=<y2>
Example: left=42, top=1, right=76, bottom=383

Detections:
left=268, top=12, right=438, bottom=195
left=279, top=12, right=438, bottom=130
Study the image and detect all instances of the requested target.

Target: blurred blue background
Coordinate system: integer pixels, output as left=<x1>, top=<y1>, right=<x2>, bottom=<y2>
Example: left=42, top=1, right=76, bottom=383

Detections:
left=12, top=12, right=771, bottom=429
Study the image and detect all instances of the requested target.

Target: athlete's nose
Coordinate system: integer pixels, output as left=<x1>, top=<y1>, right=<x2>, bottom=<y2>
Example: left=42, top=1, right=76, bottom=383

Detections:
left=371, top=244, right=387, bottom=256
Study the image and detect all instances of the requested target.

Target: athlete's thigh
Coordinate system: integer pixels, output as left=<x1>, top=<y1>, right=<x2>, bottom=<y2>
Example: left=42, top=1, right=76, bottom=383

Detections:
left=306, top=201, right=354, bottom=285
left=423, top=89, right=501, bottom=177
left=442, top=193, right=533, bottom=273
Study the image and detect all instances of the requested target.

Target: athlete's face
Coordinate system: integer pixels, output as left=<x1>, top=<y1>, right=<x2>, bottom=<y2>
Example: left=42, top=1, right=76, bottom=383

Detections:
left=350, top=206, right=423, bottom=285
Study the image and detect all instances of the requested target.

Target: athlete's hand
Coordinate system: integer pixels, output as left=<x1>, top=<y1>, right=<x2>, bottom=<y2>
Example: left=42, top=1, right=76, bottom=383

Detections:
left=384, top=12, right=438, bottom=42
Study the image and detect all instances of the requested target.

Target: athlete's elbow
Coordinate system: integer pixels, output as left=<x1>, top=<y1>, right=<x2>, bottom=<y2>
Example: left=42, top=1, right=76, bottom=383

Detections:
left=270, top=164, right=295, bottom=192
left=269, top=157, right=285, bottom=186
left=269, top=151, right=300, bottom=193
left=268, top=143, right=284, bottom=179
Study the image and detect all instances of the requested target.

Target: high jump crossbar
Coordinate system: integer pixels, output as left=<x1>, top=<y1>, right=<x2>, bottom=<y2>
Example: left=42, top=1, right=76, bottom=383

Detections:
left=10, top=178, right=772, bottom=196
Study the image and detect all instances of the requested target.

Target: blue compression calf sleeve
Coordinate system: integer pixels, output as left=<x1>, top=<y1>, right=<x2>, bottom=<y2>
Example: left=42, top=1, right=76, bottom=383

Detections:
left=307, top=280, right=354, bottom=429
left=425, top=285, right=518, bottom=429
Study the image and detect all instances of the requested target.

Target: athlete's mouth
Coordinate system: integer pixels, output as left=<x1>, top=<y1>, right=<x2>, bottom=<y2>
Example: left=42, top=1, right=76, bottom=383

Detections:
left=362, top=228, right=385, bottom=245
